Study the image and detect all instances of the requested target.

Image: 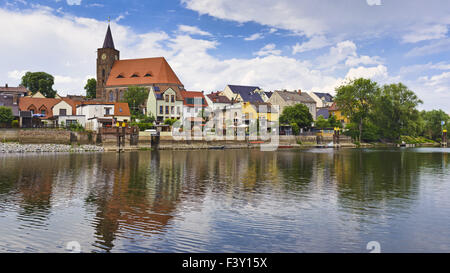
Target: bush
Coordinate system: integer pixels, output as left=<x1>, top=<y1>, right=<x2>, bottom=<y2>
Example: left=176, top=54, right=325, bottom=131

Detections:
left=131, top=122, right=154, bottom=131
left=0, top=106, right=14, bottom=126
left=11, top=120, right=19, bottom=128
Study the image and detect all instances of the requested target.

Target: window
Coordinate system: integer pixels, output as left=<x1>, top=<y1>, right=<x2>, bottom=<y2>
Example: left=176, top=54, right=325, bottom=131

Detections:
left=171, top=106, right=174, bottom=114
left=105, top=107, right=111, bottom=115
left=177, top=106, right=180, bottom=115
left=131, top=73, right=139, bottom=78
left=30, top=110, right=34, bottom=115
left=102, top=69, right=105, bottom=78
left=41, top=110, right=46, bottom=115
left=59, top=109, right=67, bottom=116
left=117, top=74, right=124, bottom=78
left=165, top=95, right=169, bottom=102
left=171, top=95, right=175, bottom=103
left=154, top=86, right=160, bottom=91
left=66, top=120, right=77, bottom=126
left=165, top=106, right=169, bottom=114
left=160, top=106, right=163, bottom=114
left=144, top=73, right=152, bottom=77
left=109, top=92, right=114, bottom=102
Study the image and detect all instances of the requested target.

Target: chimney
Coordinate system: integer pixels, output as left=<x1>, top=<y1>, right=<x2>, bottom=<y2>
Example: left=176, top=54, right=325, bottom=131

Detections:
left=5, top=83, right=8, bottom=88
left=298, top=89, right=302, bottom=94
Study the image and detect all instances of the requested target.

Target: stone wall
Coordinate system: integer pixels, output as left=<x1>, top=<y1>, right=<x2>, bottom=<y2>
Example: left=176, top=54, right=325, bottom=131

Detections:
left=19, top=129, right=71, bottom=144
left=0, top=129, right=20, bottom=142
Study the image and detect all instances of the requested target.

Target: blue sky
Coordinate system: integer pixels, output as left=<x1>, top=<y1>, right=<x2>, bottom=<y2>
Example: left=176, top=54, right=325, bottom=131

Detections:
left=1, top=0, right=450, bottom=111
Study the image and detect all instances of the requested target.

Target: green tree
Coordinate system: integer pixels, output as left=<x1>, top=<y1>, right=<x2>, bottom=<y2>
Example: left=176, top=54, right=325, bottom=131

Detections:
left=0, top=106, right=14, bottom=127
left=420, top=110, right=449, bottom=140
left=372, top=83, right=422, bottom=141
left=328, top=114, right=342, bottom=129
left=279, top=104, right=313, bottom=135
left=164, top=118, right=178, bottom=126
left=21, top=72, right=57, bottom=98
left=122, top=86, right=149, bottom=115
left=84, top=78, right=97, bottom=99
left=315, top=115, right=330, bottom=129
left=334, top=78, right=379, bottom=142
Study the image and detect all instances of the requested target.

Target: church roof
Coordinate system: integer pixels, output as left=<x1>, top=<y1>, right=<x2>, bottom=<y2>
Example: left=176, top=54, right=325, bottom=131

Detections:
left=102, top=25, right=115, bottom=49
left=106, top=57, right=183, bottom=87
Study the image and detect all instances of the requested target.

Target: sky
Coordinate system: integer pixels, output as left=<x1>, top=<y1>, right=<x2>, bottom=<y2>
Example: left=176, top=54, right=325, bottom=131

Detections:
left=0, top=0, right=449, bottom=111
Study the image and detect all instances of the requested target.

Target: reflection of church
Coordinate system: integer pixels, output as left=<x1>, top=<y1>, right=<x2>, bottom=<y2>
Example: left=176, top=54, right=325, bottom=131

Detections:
left=96, top=24, right=185, bottom=103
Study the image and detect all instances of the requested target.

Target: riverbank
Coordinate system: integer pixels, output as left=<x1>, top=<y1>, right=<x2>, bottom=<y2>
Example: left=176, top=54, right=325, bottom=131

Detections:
left=0, top=143, right=104, bottom=154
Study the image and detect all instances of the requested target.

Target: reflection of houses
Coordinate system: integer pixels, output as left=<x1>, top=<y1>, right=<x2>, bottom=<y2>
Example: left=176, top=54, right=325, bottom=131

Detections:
left=147, top=87, right=183, bottom=124
left=18, top=97, right=84, bottom=127
left=268, top=90, right=317, bottom=120
left=96, top=24, right=184, bottom=105
left=76, top=101, right=130, bottom=131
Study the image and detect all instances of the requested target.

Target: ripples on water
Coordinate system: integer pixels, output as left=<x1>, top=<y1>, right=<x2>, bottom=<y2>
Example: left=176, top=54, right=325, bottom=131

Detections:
left=1, top=148, right=450, bottom=252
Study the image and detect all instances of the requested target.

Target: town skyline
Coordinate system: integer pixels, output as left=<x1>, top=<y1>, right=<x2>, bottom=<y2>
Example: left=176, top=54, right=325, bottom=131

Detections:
left=1, top=0, right=449, bottom=111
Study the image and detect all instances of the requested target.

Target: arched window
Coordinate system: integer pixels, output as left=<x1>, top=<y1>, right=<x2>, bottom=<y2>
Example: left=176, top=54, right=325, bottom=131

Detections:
left=109, top=91, right=114, bottom=102
left=102, top=69, right=105, bottom=78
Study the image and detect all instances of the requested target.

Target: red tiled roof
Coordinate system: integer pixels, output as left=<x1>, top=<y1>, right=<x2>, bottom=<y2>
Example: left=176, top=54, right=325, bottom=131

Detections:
left=0, top=85, right=30, bottom=93
left=18, top=97, right=61, bottom=118
left=106, top=57, right=183, bottom=87
left=180, top=91, right=208, bottom=107
left=207, top=91, right=231, bottom=104
left=328, top=102, right=339, bottom=111
left=114, top=102, right=131, bottom=116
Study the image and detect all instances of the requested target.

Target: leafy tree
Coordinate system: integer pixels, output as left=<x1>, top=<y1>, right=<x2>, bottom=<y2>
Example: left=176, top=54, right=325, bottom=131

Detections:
left=122, top=86, right=149, bottom=115
left=372, top=83, right=422, bottom=141
left=279, top=104, right=313, bottom=134
left=0, top=106, right=14, bottom=126
left=315, top=115, right=330, bottom=129
left=328, top=114, right=342, bottom=129
left=84, top=78, right=97, bottom=99
left=21, top=72, right=57, bottom=98
left=334, top=78, right=379, bottom=142
left=420, top=110, right=449, bottom=140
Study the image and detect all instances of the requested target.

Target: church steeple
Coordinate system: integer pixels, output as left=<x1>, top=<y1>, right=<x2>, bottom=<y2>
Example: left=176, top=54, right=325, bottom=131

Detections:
left=96, top=23, right=120, bottom=100
left=102, top=24, right=115, bottom=49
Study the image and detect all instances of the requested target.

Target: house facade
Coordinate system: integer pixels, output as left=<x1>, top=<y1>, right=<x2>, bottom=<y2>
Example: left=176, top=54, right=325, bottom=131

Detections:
left=269, top=90, right=317, bottom=120
left=222, top=85, right=264, bottom=103
left=180, top=91, right=208, bottom=121
left=147, top=87, right=183, bottom=123
left=205, top=91, right=232, bottom=111
left=308, top=92, right=334, bottom=108
left=76, top=102, right=130, bottom=131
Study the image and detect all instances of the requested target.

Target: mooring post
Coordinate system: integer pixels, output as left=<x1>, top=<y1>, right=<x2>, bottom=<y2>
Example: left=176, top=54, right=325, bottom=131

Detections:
left=443, top=129, right=447, bottom=147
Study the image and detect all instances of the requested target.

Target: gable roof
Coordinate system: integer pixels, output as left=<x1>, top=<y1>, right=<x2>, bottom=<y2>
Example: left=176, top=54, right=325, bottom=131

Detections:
left=106, top=57, right=183, bottom=87
left=313, top=92, right=333, bottom=103
left=328, top=102, right=340, bottom=111
left=0, top=85, right=29, bottom=94
left=114, top=102, right=131, bottom=116
left=180, top=91, right=208, bottom=107
left=264, top=91, right=273, bottom=98
left=227, top=85, right=263, bottom=103
left=275, top=90, right=316, bottom=104
left=18, top=97, right=62, bottom=118
left=250, top=101, right=278, bottom=113
left=207, top=91, right=231, bottom=104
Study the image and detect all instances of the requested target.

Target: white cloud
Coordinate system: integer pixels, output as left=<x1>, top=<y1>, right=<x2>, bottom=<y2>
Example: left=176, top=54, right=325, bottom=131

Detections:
left=345, top=65, right=388, bottom=81
left=177, top=25, right=212, bottom=36
left=366, top=0, right=382, bottom=6
left=244, top=33, right=263, bottom=41
left=7, top=70, right=28, bottom=81
left=402, top=24, right=448, bottom=43
left=292, top=35, right=330, bottom=54
left=66, top=0, right=81, bottom=5
left=316, top=40, right=357, bottom=69
left=406, top=38, right=450, bottom=57
left=182, top=0, right=450, bottom=41
left=345, top=55, right=382, bottom=67
left=254, top=44, right=281, bottom=57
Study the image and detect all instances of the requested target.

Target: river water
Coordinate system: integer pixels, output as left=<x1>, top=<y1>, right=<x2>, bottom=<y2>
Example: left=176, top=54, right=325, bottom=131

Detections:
left=1, top=148, right=449, bottom=253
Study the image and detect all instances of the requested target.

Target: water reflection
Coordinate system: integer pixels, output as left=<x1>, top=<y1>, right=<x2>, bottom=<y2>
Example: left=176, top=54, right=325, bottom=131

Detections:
left=1, top=148, right=450, bottom=252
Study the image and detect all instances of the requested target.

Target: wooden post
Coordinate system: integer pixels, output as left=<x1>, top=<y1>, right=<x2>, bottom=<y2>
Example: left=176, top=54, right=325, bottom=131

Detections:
left=443, top=130, right=447, bottom=147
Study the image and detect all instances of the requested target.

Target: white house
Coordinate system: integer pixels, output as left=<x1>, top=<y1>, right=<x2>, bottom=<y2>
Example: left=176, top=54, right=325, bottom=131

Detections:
left=76, top=102, right=130, bottom=131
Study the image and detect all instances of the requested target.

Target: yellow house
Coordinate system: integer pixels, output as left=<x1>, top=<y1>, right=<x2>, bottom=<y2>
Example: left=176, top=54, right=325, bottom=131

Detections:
left=329, top=102, right=350, bottom=125
left=242, top=102, right=279, bottom=123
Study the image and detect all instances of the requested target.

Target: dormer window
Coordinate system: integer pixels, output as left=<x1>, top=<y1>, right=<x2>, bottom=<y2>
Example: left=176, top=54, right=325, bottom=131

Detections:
left=131, top=73, right=139, bottom=78
left=144, top=73, right=152, bottom=77
left=117, top=74, right=125, bottom=78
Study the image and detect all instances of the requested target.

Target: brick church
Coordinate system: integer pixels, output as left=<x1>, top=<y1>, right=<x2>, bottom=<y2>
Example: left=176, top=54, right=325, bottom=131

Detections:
left=96, top=24, right=185, bottom=102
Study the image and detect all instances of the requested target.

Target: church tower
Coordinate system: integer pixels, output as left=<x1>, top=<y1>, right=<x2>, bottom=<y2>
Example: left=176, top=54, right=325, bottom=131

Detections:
left=96, top=24, right=120, bottom=100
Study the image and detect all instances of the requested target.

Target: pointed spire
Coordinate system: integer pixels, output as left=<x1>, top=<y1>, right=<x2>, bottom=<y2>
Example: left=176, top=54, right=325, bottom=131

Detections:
left=102, top=24, right=115, bottom=49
